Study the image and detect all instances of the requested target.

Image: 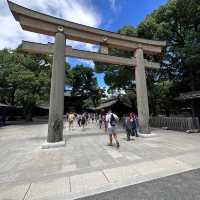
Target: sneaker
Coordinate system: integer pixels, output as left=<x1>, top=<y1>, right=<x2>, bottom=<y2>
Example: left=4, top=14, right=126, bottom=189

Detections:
left=107, top=143, right=113, bottom=146
left=116, top=141, right=120, bottom=148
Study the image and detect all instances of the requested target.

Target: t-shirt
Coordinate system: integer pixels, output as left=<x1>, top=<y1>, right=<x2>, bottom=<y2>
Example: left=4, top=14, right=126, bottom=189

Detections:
left=125, top=116, right=137, bottom=129
left=68, top=114, right=75, bottom=122
left=77, top=114, right=81, bottom=120
left=106, top=113, right=119, bottom=128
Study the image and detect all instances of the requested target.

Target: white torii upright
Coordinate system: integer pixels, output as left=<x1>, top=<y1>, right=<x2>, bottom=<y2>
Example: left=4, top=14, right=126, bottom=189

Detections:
left=8, top=1, right=166, bottom=147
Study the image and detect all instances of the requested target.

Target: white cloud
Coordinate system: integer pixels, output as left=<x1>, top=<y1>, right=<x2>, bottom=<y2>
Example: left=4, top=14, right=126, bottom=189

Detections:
left=0, top=0, right=101, bottom=51
left=10, top=0, right=101, bottom=27
left=108, top=0, right=120, bottom=13
left=66, top=40, right=99, bottom=52
left=65, top=40, right=98, bottom=67
left=76, top=59, right=95, bottom=68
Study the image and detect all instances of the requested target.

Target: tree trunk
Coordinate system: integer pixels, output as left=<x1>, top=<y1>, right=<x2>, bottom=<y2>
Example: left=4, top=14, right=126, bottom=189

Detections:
left=10, top=88, right=16, bottom=105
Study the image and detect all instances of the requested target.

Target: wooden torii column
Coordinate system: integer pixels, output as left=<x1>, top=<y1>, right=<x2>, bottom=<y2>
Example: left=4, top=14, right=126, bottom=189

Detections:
left=8, top=1, right=166, bottom=147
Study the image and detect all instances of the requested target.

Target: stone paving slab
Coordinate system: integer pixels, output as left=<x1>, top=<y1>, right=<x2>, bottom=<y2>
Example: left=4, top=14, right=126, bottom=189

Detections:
left=103, top=165, right=140, bottom=183
left=24, top=177, right=69, bottom=200
left=175, top=152, right=200, bottom=168
left=0, top=183, right=30, bottom=200
left=70, top=171, right=108, bottom=193
left=132, top=160, right=165, bottom=175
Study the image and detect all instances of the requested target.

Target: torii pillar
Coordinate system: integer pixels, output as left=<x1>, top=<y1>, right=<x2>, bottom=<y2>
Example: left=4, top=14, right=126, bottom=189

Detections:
left=42, top=27, right=66, bottom=148
left=134, top=48, right=150, bottom=134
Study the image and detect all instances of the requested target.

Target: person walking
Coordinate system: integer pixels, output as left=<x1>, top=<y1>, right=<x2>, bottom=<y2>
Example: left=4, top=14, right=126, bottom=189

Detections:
left=68, top=112, right=75, bottom=131
left=95, top=113, right=98, bottom=123
left=123, top=112, right=139, bottom=141
left=85, top=113, right=89, bottom=125
left=77, top=113, right=82, bottom=127
left=81, top=113, right=86, bottom=130
left=129, top=112, right=138, bottom=137
left=99, top=114, right=103, bottom=129
left=102, top=113, right=107, bottom=130
left=124, top=114, right=132, bottom=141
left=91, top=113, right=95, bottom=123
left=105, top=109, right=120, bottom=148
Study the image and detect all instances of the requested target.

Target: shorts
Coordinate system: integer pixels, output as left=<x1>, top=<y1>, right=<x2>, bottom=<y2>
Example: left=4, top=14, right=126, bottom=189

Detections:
left=107, top=126, right=116, bottom=135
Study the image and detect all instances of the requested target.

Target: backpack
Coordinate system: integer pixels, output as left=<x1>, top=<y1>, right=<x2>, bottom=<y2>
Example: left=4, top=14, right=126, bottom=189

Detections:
left=110, top=114, right=116, bottom=126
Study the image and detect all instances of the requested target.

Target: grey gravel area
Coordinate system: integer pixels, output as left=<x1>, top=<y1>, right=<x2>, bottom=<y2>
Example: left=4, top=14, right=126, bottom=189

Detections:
left=76, top=168, right=200, bottom=200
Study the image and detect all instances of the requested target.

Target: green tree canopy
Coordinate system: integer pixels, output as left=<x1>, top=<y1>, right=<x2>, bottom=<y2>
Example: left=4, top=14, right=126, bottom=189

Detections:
left=66, top=65, right=103, bottom=107
left=137, top=0, right=200, bottom=90
left=0, top=48, right=52, bottom=120
left=95, top=0, right=200, bottom=115
left=95, top=26, right=137, bottom=91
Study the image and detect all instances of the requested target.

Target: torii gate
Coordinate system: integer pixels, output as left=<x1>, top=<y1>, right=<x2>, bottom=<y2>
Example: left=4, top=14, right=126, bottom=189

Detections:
left=8, top=1, right=166, bottom=147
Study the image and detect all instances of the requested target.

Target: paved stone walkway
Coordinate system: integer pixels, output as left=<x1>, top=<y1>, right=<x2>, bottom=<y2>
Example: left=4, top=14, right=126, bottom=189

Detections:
left=0, top=122, right=200, bottom=200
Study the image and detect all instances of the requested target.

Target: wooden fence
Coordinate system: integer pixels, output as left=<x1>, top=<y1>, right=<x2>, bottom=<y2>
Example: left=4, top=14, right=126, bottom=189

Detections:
left=149, top=116, right=200, bottom=131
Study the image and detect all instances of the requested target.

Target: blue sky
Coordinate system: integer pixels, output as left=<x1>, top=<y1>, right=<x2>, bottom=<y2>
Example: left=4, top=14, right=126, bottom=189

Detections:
left=0, top=0, right=167, bottom=88
left=68, top=0, right=167, bottom=88
left=96, top=0, right=168, bottom=87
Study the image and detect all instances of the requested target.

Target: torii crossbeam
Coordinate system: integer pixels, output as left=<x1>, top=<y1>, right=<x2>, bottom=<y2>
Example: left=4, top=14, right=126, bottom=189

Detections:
left=7, top=0, right=166, bottom=147
left=21, top=41, right=160, bottom=69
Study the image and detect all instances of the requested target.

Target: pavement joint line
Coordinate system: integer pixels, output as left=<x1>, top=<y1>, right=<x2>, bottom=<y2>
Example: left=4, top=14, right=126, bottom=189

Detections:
left=102, top=170, right=110, bottom=183
left=69, top=176, right=72, bottom=193
left=22, top=183, right=31, bottom=200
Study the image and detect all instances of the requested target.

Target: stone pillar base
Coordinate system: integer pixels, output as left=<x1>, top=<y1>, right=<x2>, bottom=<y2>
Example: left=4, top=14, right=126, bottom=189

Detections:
left=41, top=140, right=65, bottom=149
left=137, top=132, right=157, bottom=138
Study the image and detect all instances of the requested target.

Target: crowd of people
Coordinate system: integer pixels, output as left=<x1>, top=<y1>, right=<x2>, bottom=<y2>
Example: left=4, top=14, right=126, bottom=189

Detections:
left=64, top=112, right=98, bottom=131
left=64, top=109, right=139, bottom=148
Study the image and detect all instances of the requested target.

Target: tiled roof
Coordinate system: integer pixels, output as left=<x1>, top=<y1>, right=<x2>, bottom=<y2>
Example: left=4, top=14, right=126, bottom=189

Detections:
left=175, top=91, right=200, bottom=100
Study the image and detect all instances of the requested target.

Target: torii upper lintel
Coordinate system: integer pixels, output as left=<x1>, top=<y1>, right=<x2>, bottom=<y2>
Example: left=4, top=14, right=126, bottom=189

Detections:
left=7, top=0, right=166, bottom=54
